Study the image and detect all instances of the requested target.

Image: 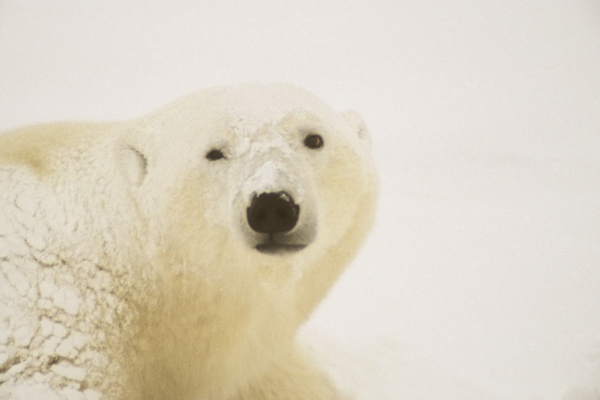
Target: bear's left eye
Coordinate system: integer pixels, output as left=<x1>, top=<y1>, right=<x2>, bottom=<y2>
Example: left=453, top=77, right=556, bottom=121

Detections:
left=304, top=134, right=324, bottom=149
left=206, top=149, right=226, bottom=161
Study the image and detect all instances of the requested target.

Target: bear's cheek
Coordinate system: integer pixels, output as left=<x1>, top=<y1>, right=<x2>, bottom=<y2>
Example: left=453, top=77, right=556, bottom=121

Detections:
left=157, top=172, right=241, bottom=268
left=316, top=149, right=370, bottom=245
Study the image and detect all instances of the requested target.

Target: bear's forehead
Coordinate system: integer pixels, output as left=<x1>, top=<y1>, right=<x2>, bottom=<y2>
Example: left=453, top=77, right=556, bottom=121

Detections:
left=157, top=84, right=346, bottom=158
left=227, top=109, right=324, bottom=135
left=229, top=131, right=296, bottom=159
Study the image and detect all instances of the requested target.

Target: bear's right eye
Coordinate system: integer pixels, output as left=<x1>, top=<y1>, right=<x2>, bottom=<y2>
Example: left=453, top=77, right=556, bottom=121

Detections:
left=206, top=149, right=225, bottom=161
left=304, top=134, right=324, bottom=149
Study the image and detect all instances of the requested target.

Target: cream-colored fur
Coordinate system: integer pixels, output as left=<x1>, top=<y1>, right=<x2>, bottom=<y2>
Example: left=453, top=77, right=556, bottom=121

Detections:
left=0, top=84, right=377, bottom=400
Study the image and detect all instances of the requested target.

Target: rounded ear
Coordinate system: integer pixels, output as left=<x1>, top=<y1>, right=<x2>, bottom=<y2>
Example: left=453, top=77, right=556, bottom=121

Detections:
left=118, top=145, right=148, bottom=186
left=340, top=110, right=370, bottom=142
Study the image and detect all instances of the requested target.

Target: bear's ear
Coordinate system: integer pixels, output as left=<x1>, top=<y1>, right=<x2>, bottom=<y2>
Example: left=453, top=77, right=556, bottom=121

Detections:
left=118, top=145, right=148, bottom=186
left=340, top=110, right=370, bottom=142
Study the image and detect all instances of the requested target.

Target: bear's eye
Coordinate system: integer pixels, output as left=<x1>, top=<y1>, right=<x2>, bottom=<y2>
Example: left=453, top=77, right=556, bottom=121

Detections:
left=206, top=149, right=226, bottom=161
left=304, top=134, right=324, bottom=149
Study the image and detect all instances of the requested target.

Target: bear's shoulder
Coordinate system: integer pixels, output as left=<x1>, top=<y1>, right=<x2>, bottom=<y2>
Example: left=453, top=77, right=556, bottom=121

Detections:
left=0, top=122, right=119, bottom=176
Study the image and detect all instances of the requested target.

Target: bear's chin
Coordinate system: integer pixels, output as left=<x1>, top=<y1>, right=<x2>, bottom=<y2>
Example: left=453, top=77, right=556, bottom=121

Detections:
left=255, top=243, right=307, bottom=254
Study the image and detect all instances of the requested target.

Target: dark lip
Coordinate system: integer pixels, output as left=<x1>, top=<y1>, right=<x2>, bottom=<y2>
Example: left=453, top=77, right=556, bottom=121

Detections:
left=255, top=243, right=307, bottom=254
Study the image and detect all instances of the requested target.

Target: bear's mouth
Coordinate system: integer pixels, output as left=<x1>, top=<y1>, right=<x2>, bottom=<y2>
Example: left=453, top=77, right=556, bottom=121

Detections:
left=255, top=243, right=307, bottom=254
left=254, top=234, right=308, bottom=254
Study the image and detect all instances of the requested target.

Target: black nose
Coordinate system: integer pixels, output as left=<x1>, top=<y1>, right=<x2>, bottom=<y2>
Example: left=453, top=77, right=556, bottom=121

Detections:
left=247, top=192, right=300, bottom=234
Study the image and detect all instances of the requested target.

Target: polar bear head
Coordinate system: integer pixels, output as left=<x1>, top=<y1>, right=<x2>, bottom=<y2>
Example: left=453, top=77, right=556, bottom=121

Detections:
left=116, top=84, right=378, bottom=399
left=122, top=84, right=376, bottom=289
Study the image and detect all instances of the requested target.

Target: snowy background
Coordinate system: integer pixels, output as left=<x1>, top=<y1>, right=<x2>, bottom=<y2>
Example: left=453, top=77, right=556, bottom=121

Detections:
left=1, top=1, right=599, bottom=399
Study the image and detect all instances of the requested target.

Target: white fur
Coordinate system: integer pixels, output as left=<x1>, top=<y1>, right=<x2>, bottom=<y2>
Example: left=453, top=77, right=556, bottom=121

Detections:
left=0, top=84, right=377, bottom=400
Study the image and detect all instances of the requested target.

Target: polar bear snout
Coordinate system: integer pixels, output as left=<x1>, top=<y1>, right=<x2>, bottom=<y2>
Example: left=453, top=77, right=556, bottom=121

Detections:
left=247, top=191, right=300, bottom=234
left=236, top=157, right=318, bottom=254
left=245, top=191, right=313, bottom=254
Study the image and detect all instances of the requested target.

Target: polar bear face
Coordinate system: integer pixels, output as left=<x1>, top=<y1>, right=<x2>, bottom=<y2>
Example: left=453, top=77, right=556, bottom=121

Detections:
left=126, top=84, right=376, bottom=287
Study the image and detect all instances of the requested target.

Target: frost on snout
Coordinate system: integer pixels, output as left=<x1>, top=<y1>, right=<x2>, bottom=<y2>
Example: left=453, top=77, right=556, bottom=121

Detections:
left=239, top=160, right=317, bottom=254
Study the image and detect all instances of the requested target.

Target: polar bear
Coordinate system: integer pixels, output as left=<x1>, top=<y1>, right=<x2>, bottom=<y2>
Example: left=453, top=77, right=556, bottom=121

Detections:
left=0, top=83, right=377, bottom=400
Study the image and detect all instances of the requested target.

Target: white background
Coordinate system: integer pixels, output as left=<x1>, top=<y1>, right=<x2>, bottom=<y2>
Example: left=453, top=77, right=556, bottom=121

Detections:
left=1, top=1, right=599, bottom=399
